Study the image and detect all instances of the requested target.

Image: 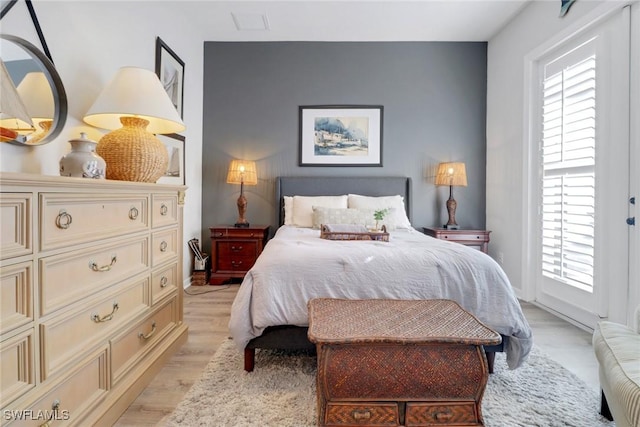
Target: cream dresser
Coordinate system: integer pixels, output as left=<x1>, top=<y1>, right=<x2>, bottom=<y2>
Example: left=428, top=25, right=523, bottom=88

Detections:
left=0, top=172, right=188, bottom=426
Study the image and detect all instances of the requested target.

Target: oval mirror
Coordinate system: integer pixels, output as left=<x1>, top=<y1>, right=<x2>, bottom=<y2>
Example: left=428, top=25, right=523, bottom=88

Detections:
left=0, top=34, right=67, bottom=146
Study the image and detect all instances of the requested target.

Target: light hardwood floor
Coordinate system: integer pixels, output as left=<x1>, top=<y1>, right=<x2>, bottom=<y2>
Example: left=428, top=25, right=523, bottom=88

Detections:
left=114, top=284, right=601, bottom=426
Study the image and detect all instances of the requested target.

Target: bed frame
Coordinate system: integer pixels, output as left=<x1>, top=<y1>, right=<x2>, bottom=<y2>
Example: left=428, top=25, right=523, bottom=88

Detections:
left=244, top=176, right=504, bottom=372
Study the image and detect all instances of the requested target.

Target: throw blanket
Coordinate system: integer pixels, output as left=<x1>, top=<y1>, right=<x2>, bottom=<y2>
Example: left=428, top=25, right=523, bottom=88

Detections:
left=229, top=226, right=533, bottom=369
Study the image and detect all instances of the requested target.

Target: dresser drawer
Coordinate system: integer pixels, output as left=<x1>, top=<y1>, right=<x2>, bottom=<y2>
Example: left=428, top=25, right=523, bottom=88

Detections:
left=39, top=193, right=148, bottom=252
left=325, top=402, right=399, bottom=426
left=111, top=297, right=178, bottom=384
left=40, top=277, right=150, bottom=380
left=0, top=261, right=33, bottom=334
left=0, top=193, right=32, bottom=260
left=39, top=236, right=149, bottom=317
left=11, top=348, right=108, bottom=427
left=0, top=329, right=35, bottom=408
left=151, top=262, right=178, bottom=306
left=151, top=194, right=178, bottom=229
left=151, top=227, right=178, bottom=268
left=405, top=402, right=479, bottom=426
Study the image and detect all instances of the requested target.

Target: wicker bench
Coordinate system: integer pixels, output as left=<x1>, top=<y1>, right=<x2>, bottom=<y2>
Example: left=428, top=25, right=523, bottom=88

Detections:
left=307, top=298, right=501, bottom=427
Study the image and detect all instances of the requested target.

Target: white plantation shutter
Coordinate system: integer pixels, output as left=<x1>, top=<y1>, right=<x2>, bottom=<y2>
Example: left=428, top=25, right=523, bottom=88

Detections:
left=540, top=38, right=596, bottom=292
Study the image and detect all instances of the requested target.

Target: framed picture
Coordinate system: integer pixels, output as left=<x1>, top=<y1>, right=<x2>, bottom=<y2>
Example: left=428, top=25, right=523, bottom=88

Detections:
left=157, top=133, right=185, bottom=185
left=155, top=37, right=185, bottom=118
left=299, top=105, right=383, bottom=166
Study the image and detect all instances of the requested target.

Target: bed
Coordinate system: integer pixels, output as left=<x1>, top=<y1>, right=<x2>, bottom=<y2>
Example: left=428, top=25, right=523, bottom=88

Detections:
left=228, top=176, right=533, bottom=372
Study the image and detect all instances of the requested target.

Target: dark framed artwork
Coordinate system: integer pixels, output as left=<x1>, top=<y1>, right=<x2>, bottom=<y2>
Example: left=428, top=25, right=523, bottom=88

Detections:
left=157, top=133, right=185, bottom=185
left=155, top=37, right=185, bottom=118
left=299, top=105, right=383, bottom=167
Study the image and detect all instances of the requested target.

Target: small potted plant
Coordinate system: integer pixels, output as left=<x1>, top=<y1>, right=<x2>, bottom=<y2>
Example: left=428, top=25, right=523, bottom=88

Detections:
left=373, top=208, right=389, bottom=231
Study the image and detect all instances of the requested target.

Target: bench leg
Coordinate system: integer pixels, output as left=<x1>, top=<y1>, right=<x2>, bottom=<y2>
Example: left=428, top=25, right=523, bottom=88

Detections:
left=600, top=390, right=613, bottom=421
left=244, top=348, right=255, bottom=372
left=485, top=351, right=495, bottom=374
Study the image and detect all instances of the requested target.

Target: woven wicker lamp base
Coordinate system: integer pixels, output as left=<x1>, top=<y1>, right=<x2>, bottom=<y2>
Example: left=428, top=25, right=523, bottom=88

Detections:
left=96, top=117, right=169, bottom=183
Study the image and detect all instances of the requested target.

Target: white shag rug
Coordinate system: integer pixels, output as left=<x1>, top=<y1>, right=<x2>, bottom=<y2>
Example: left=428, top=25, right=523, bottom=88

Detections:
left=163, top=338, right=614, bottom=427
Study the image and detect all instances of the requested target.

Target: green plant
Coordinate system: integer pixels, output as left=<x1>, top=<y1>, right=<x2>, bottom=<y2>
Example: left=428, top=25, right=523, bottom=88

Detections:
left=373, top=208, right=389, bottom=230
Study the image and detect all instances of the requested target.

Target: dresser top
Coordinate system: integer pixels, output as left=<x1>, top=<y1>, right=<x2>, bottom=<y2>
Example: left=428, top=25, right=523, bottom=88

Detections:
left=307, top=298, right=501, bottom=345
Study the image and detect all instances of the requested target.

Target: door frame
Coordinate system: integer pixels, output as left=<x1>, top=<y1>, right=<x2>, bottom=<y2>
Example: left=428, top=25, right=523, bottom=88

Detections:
left=521, top=2, right=635, bottom=328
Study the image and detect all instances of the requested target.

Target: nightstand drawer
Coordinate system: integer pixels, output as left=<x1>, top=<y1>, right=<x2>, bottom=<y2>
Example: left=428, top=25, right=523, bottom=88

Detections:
left=422, top=228, right=490, bottom=254
left=326, top=402, right=399, bottom=426
left=217, top=241, right=257, bottom=258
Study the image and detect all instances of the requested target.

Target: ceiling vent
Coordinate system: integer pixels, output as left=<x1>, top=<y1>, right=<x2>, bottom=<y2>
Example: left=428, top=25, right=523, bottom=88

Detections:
left=232, top=13, right=270, bottom=31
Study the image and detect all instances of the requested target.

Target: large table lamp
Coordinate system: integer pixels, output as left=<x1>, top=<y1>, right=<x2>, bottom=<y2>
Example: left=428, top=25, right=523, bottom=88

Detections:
left=83, top=67, right=185, bottom=182
left=435, top=162, right=467, bottom=230
left=227, top=159, right=257, bottom=227
left=16, top=71, right=55, bottom=144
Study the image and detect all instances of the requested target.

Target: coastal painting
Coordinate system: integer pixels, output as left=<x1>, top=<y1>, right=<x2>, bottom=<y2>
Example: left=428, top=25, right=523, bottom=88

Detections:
left=299, top=105, right=383, bottom=166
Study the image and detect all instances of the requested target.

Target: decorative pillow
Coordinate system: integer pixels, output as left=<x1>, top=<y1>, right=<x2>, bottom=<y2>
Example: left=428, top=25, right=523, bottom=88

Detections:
left=312, top=206, right=397, bottom=230
left=283, top=196, right=293, bottom=225
left=347, top=194, right=411, bottom=228
left=291, top=195, right=348, bottom=228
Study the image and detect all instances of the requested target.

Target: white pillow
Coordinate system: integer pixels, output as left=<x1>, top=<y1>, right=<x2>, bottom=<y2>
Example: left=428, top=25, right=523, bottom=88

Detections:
left=312, top=206, right=397, bottom=230
left=283, top=196, right=293, bottom=225
left=291, top=195, right=348, bottom=228
left=347, top=194, right=411, bottom=228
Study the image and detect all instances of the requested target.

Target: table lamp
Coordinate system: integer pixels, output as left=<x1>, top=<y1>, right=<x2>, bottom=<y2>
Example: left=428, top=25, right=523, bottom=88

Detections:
left=83, top=66, right=185, bottom=182
left=16, top=71, right=54, bottom=144
left=435, top=162, right=467, bottom=230
left=227, top=159, right=257, bottom=227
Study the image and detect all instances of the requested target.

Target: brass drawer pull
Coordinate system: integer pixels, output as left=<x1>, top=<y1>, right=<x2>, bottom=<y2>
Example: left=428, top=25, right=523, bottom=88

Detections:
left=231, top=260, right=243, bottom=266
left=160, top=241, right=168, bottom=252
left=231, top=245, right=243, bottom=251
left=160, top=276, right=168, bottom=288
left=38, top=399, right=61, bottom=427
left=89, top=255, right=117, bottom=272
left=138, top=321, right=157, bottom=340
left=129, top=206, right=139, bottom=220
left=352, top=410, right=371, bottom=420
left=55, top=210, right=72, bottom=229
left=160, top=204, right=168, bottom=216
left=434, top=411, right=453, bottom=421
left=91, top=302, right=119, bottom=323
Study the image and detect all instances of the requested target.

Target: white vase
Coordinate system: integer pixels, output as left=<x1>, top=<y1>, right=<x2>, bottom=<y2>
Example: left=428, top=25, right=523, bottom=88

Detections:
left=59, top=132, right=106, bottom=179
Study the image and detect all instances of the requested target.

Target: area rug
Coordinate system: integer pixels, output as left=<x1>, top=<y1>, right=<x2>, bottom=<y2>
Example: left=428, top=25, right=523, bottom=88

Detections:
left=163, top=338, right=614, bottom=427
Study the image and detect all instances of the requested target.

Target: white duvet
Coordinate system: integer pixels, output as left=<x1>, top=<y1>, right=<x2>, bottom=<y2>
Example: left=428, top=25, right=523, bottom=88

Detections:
left=229, top=226, right=533, bottom=369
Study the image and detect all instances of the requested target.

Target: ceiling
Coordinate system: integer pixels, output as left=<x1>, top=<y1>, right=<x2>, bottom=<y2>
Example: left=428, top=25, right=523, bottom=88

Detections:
left=180, top=0, right=531, bottom=42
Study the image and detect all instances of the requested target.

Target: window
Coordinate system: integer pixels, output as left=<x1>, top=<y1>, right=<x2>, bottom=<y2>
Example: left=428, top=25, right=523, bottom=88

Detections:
left=540, top=38, right=596, bottom=292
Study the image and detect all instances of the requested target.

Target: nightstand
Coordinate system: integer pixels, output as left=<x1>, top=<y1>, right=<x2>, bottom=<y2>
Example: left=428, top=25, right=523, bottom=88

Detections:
left=422, top=227, right=491, bottom=254
left=209, top=225, right=270, bottom=285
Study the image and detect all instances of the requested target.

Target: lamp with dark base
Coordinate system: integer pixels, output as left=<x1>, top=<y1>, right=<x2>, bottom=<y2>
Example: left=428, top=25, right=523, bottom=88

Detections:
left=435, top=162, right=467, bottom=230
left=227, top=159, right=257, bottom=228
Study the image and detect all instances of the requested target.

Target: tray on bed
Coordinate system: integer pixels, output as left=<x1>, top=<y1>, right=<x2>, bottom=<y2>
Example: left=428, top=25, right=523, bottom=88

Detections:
left=320, top=224, right=389, bottom=241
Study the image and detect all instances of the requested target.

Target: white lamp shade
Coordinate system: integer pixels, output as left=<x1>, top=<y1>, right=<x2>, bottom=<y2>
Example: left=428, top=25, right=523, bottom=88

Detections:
left=83, top=66, right=185, bottom=134
left=17, top=71, right=54, bottom=120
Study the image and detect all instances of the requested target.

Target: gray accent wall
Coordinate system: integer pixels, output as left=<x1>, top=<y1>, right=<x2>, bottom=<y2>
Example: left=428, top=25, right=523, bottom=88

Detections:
left=202, top=42, right=487, bottom=248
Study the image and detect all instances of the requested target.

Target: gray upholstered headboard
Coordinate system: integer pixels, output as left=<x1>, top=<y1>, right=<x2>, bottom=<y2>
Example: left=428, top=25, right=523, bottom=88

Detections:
left=276, top=176, right=412, bottom=226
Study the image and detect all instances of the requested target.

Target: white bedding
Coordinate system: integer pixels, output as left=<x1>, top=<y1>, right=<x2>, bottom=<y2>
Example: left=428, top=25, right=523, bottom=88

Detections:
left=229, top=226, right=533, bottom=369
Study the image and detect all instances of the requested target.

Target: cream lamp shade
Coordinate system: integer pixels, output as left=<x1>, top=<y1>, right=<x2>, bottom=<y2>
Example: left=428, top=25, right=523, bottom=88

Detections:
left=83, top=66, right=185, bottom=182
left=227, top=159, right=257, bottom=227
left=16, top=72, right=55, bottom=143
left=435, top=162, right=467, bottom=230
left=435, top=162, right=468, bottom=187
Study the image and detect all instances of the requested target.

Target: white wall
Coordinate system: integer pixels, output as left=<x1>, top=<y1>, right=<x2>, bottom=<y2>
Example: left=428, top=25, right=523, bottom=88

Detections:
left=0, top=1, right=204, bottom=286
left=487, top=0, right=639, bottom=313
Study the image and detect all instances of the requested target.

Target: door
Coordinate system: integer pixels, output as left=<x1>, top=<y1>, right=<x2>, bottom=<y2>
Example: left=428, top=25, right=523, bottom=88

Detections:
left=532, top=7, right=631, bottom=328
